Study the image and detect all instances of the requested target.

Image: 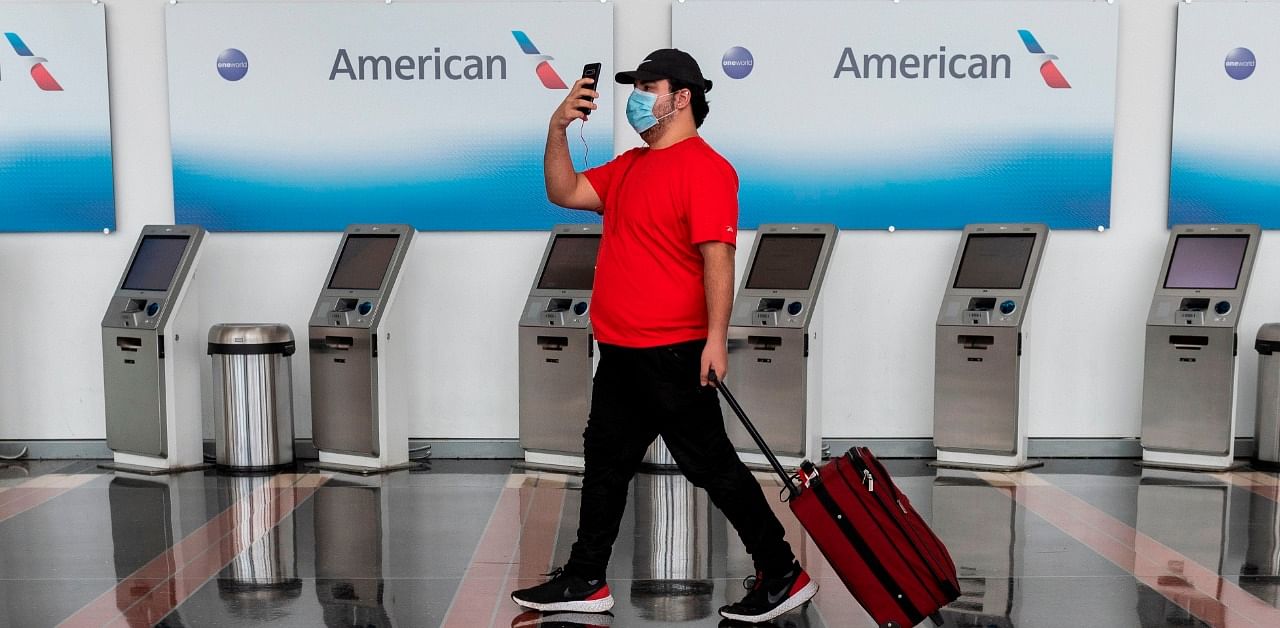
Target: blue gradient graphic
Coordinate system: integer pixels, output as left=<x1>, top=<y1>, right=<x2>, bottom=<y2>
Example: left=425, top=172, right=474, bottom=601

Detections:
left=176, top=134, right=1109, bottom=231
left=724, top=134, right=1113, bottom=229
left=1170, top=152, right=1280, bottom=227
left=173, top=133, right=609, bottom=231
left=0, top=137, right=116, bottom=232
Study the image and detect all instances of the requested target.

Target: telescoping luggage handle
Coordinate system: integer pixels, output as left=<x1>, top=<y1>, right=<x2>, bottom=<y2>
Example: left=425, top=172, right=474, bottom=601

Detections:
left=709, top=370, right=801, bottom=500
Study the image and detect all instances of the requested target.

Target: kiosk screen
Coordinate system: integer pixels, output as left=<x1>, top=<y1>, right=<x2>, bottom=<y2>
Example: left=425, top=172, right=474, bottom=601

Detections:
left=745, top=234, right=825, bottom=290
left=328, top=234, right=400, bottom=290
left=953, top=234, right=1036, bottom=290
left=122, top=236, right=190, bottom=292
left=537, top=234, right=601, bottom=291
left=1163, top=235, right=1249, bottom=290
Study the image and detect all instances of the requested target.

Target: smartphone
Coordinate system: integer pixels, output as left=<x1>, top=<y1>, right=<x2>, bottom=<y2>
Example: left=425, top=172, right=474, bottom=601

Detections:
left=578, top=63, right=602, bottom=116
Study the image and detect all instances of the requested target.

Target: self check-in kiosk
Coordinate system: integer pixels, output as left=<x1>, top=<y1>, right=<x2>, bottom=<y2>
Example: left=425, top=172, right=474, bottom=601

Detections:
left=934, top=224, right=1048, bottom=471
left=309, top=225, right=416, bottom=473
left=724, top=224, right=838, bottom=468
left=1140, top=224, right=1260, bottom=470
left=518, top=224, right=602, bottom=470
left=101, top=225, right=206, bottom=473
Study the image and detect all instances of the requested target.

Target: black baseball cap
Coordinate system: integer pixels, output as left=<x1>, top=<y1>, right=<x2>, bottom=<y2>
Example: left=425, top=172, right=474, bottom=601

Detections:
left=616, top=48, right=713, bottom=93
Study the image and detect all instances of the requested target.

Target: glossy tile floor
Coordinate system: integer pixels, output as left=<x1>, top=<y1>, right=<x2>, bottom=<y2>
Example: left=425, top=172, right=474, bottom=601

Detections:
left=0, top=459, right=1277, bottom=627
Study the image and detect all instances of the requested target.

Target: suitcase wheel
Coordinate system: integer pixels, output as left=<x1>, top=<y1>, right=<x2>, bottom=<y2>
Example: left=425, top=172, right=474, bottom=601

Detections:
left=929, top=611, right=946, bottom=626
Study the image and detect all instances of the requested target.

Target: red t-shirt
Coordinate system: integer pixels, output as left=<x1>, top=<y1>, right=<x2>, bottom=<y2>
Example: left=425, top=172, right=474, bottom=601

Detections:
left=584, top=136, right=739, bottom=348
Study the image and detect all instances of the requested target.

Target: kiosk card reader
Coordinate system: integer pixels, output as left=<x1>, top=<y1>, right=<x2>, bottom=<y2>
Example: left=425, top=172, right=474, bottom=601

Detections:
left=309, top=225, right=416, bottom=473
left=724, top=224, right=838, bottom=468
left=519, top=224, right=602, bottom=470
left=1141, top=224, right=1259, bottom=471
left=934, top=224, right=1048, bottom=471
left=101, top=225, right=207, bottom=473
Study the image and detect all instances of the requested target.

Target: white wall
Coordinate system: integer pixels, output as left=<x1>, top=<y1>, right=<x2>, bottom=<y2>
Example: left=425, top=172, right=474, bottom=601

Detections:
left=1, top=0, right=1272, bottom=443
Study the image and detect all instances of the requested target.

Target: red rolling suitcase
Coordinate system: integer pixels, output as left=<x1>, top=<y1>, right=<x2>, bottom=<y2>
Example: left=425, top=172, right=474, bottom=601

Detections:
left=713, top=373, right=959, bottom=628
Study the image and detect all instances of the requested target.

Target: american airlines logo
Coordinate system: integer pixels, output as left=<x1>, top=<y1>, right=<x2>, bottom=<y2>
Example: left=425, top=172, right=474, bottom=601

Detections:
left=1017, top=29, right=1070, bottom=89
left=511, top=30, right=567, bottom=89
left=1, top=32, right=63, bottom=91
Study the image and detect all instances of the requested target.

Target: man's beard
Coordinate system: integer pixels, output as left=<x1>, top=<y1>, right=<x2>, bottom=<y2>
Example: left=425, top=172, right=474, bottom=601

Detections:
left=640, top=100, right=678, bottom=143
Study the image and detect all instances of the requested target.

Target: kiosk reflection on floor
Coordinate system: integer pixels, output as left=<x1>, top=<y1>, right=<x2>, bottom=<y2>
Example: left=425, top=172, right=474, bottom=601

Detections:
left=101, top=225, right=207, bottom=474
left=724, top=224, right=838, bottom=469
left=314, top=475, right=400, bottom=628
left=933, top=224, right=1049, bottom=471
left=519, top=225, right=602, bottom=471
left=309, top=225, right=418, bottom=474
left=1141, top=224, right=1260, bottom=471
left=1135, top=469, right=1232, bottom=625
left=931, top=471, right=1017, bottom=628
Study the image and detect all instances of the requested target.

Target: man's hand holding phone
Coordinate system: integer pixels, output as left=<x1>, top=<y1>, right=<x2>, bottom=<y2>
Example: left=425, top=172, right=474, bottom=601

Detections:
left=550, top=64, right=601, bottom=132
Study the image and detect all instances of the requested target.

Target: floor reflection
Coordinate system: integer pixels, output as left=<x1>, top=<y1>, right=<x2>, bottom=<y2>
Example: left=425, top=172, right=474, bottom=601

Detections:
left=1135, top=470, right=1230, bottom=625
left=315, top=474, right=398, bottom=628
left=108, top=472, right=189, bottom=626
left=216, top=474, right=302, bottom=621
left=630, top=471, right=715, bottom=623
left=1240, top=481, right=1280, bottom=606
left=932, top=472, right=1017, bottom=628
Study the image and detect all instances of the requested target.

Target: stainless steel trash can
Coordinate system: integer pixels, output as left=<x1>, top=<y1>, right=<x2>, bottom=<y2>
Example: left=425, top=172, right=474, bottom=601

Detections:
left=209, top=324, right=296, bottom=471
left=1254, top=324, right=1280, bottom=470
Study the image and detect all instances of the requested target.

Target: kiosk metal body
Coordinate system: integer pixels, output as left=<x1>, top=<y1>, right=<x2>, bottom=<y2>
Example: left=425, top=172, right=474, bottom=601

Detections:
left=518, top=224, right=602, bottom=470
left=934, top=224, right=1048, bottom=471
left=724, top=224, right=838, bottom=469
left=1141, top=224, right=1259, bottom=470
left=101, top=225, right=206, bottom=473
left=309, top=225, right=416, bottom=473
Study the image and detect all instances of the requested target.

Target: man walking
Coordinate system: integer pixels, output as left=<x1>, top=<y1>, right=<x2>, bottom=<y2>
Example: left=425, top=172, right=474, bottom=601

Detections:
left=511, top=49, right=817, bottom=624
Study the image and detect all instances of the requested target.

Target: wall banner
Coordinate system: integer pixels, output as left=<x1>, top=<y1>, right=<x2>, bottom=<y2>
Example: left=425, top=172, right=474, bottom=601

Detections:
left=0, top=3, right=114, bottom=232
left=168, top=1, right=613, bottom=231
left=672, top=0, right=1118, bottom=230
left=1169, top=2, right=1280, bottom=228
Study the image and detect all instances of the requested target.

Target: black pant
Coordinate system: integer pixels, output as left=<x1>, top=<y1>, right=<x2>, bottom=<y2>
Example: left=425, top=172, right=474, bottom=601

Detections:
left=564, top=339, right=796, bottom=580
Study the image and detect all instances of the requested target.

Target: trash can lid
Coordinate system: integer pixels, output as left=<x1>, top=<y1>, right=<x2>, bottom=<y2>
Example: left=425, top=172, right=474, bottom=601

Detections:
left=1259, top=323, right=1280, bottom=343
left=208, top=324, right=295, bottom=355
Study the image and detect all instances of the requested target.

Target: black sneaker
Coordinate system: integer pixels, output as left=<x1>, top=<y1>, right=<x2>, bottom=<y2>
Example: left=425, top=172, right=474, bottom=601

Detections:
left=511, top=567, right=615, bottom=613
left=718, top=562, right=817, bottom=623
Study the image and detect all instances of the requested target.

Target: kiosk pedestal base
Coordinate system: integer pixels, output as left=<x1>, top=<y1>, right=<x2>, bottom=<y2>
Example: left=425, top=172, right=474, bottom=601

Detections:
left=311, top=451, right=420, bottom=475
left=1138, top=448, right=1244, bottom=472
left=99, top=452, right=212, bottom=476
left=518, top=451, right=585, bottom=474
left=931, top=449, right=1043, bottom=472
left=737, top=451, right=808, bottom=472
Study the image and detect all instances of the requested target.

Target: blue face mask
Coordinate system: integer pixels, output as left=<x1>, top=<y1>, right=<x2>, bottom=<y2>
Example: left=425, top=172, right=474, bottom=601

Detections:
left=626, top=89, right=676, bottom=134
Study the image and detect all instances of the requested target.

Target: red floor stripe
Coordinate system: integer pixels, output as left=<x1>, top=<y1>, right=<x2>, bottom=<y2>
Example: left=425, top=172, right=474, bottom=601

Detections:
left=1214, top=471, right=1280, bottom=502
left=0, top=474, right=97, bottom=523
left=978, top=472, right=1280, bottom=628
left=58, top=473, right=328, bottom=628
left=440, top=472, right=568, bottom=628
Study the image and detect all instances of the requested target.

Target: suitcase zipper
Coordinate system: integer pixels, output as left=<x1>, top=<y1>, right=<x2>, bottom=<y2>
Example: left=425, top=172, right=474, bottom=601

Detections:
left=862, top=469, right=874, bottom=492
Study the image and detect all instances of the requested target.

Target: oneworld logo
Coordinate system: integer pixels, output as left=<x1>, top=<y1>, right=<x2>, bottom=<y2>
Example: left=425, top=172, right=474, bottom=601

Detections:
left=217, top=48, right=248, bottom=81
left=511, top=30, right=566, bottom=89
left=722, top=46, right=754, bottom=79
left=1225, top=47, right=1256, bottom=80
left=1017, top=29, right=1070, bottom=89
left=1, top=32, right=63, bottom=91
